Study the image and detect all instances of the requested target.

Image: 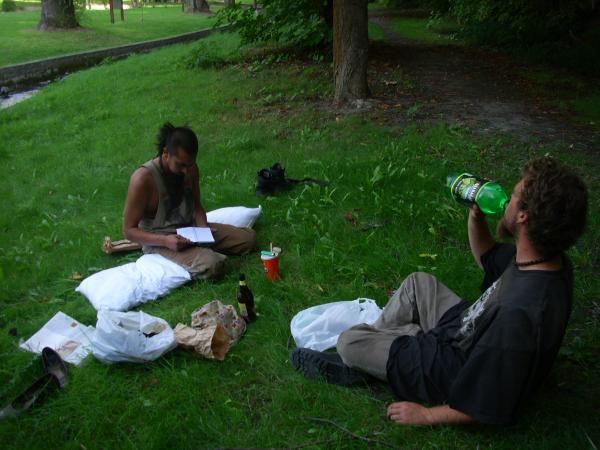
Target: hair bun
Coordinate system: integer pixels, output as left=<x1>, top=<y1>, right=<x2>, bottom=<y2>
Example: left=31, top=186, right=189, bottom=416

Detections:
left=156, top=122, right=175, bottom=154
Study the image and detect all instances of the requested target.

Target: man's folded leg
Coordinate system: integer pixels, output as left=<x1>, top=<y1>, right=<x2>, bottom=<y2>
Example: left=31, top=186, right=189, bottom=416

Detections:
left=150, top=245, right=227, bottom=280
left=377, top=272, right=463, bottom=332
left=209, top=222, right=257, bottom=256
left=337, top=323, right=421, bottom=381
left=290, top=323, right=421, bottom=386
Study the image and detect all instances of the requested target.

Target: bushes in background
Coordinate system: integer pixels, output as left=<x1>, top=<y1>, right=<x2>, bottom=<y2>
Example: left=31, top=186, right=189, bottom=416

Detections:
left=1, top=0, right=18, bottom=12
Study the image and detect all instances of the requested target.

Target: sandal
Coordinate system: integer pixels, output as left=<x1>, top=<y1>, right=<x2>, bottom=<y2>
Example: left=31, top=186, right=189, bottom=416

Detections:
left=102, top=236, right=142, bottom=254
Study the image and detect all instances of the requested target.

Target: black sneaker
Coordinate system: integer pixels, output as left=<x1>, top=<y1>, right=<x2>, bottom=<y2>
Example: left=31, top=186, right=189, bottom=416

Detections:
left=289, top=348, right=371, bottom=386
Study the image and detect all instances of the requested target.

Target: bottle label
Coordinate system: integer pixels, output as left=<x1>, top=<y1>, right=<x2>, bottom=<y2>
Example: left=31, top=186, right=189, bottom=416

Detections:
left=238, top=302, right=248, bottom=318
left=451, top=173, right=488, bottom=206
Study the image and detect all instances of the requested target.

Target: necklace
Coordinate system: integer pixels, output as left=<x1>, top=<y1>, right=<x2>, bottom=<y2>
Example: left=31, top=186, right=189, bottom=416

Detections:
left=514, top=256, right=551, bottom=267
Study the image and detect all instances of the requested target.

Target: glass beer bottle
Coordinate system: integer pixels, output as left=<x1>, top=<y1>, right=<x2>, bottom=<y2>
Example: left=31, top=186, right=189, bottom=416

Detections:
left=237, top=273, right=256, bottom=322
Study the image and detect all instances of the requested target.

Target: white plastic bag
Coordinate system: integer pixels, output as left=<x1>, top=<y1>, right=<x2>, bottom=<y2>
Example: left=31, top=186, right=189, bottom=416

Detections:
left=290, top=298, right=382, bottom=351
left=91, top=310, right=177, bottom=363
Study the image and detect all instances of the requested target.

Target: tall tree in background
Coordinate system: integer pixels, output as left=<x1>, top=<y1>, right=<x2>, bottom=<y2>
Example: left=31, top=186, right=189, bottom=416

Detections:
left=216, top=0, right=370, bottom=103
left=38, top=0, right=79, bottom=30
left=185, top=0, right=210, bottom=13
left=333, top=0, right=369, bottom=103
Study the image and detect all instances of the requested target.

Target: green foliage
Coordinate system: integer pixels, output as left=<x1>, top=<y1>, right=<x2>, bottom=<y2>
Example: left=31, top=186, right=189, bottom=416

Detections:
left=396, top=0, right=600, bottom=74
left=381, top=0, right=450, bottom=12
left=181, top=41, right=234, bottom=69
left=215, top=0, right=331, bottom=48
left=381, top=0, right=599, bottom=74
left=1, top=0, right=17, bottom=12
left=449, top=0, right=595, bottom=47
left=73, top=0, right=87, bottom=23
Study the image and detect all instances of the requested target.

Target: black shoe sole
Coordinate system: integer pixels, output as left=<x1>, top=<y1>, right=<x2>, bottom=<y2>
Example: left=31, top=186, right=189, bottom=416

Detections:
left=0, top=373, right=58, bottom=419
left=42, top=347, right=68, bottom=389
left=289, top=348, right=370, bottom=387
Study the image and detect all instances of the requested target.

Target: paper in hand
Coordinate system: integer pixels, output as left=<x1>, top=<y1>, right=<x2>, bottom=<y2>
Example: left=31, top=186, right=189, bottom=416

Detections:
left=176, top=227, right=215, bottom=244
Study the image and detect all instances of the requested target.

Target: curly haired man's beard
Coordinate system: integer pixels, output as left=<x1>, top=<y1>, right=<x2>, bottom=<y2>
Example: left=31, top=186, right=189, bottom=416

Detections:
left=497, top=214, right=517, bottom=240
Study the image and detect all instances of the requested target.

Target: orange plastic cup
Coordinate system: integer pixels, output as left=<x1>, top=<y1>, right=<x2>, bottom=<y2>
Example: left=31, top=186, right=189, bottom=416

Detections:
left=261, top=254, right=280, bottom=281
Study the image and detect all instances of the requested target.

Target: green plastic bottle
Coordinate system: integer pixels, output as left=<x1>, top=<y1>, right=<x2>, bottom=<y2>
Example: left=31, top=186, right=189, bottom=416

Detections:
left=446, top=172, right=509, bottom=215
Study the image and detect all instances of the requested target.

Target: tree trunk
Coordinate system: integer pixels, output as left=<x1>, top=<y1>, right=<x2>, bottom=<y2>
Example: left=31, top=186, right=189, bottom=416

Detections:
left=38, top=0, right=79, bottom=30
left=109, top=0, right=114, bottom=23
left=117, top=0, right=124, bottom=21
left=224, top=0, right=235, bottom=7
left=185, top=0, right=209, bottom=13
left=332, top=0, right=370, bottom=103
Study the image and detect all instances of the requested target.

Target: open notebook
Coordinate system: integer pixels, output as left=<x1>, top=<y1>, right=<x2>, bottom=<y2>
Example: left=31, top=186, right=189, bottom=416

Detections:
left=176, top=227, right=215, bottom=244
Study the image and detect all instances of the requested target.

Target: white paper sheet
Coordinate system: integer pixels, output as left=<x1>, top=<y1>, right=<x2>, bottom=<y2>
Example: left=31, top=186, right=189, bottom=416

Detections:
left=20, top=312, right=95, bottom=365
left=176, top=227, right=215, bottom=244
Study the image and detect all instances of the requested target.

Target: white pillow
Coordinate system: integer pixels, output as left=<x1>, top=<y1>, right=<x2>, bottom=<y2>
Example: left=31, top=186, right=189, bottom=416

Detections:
left=76, top=204, right=261, bottom=311
left=206, top=205, right=262, bottom=228
left=76, top=254, right=191, bottom=311
left=136, top=254, right=191, bottom=299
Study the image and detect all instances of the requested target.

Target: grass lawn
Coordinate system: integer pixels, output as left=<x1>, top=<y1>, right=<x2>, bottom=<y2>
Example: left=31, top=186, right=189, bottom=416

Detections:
left=0, top=5, right=215, bottom=67
left=368, top=21, right=386, bottom=41
left=0, top=32, right=599, bottom=448
left=389, top=17, right=461, bottom=45
left=519, top=68, right=600, bottom=131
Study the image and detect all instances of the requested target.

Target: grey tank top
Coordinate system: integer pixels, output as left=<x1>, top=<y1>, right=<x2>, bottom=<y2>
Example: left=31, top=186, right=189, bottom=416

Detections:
left=138, top=160, right=195, bottom=236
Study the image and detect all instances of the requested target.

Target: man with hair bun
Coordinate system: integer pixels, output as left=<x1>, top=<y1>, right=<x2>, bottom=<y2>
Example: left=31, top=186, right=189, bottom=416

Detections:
left=123, top=122, right=256, bottom=280
left=291, top=156, right=588, bottom=426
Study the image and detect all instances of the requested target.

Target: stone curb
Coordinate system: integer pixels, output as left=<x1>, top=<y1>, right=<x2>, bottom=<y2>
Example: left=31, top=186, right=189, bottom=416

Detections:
left=0, top=24, right=230, bottom=89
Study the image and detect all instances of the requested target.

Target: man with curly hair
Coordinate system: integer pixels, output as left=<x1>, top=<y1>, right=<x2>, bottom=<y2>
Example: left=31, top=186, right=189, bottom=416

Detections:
left=291, top=156, right=588, bottom=425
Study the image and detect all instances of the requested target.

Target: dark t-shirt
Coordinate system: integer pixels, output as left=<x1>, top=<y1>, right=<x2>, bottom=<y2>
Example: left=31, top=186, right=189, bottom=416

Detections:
left=386, top=243, right=573, bottom=424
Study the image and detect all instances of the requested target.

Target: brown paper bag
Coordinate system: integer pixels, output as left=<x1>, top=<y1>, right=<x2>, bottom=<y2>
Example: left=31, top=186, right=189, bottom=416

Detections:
left=175, top=300, right=246, bottom=360
left=191, top=300, right=246, bottom=344
left=174, top=323, right=231, bottom=361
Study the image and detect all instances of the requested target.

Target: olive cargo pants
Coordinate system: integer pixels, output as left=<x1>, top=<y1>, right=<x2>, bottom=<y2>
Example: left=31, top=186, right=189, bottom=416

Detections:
left=336, top=272, right=462, bottom=380
left=144, top=222, right=256, bottom=280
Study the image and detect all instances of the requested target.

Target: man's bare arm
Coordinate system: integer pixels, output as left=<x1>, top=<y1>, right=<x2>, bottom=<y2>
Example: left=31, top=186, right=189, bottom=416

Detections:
left=468, top=206, right=496, bottom=269
left=190, top=164, right=208, bottom=227
left=387, top=402, right=474, bottom=426
left=123, top=169, right=191, bottom=251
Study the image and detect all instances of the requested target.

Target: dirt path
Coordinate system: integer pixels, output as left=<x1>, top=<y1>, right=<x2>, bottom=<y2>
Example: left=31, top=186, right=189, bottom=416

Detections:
left=368, top=12, right=599, bottom=152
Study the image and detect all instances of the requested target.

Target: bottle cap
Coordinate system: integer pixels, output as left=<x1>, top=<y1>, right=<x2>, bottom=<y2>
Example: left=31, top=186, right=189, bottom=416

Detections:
left=239, top=273, right=246, bottom=281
